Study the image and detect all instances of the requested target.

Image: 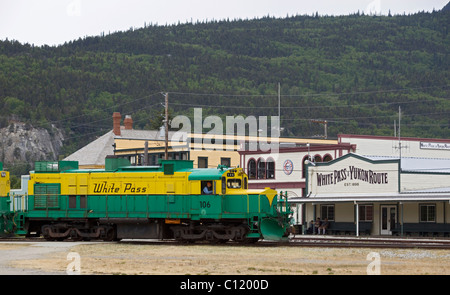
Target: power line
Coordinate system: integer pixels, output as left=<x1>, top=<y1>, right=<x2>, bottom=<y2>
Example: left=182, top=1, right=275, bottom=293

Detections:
left=29, top=82, right=450, bottom=144
left=168, top=98, right=449, bottom=110
left=169, top=84, right=449, bottom=99
left=60, top=102, right=163, bottom=133
left=280, top=111, right=450, bottom=121
left=47, top=92, right=163, bottom=126
left=28, top=83, right=450, bottom=132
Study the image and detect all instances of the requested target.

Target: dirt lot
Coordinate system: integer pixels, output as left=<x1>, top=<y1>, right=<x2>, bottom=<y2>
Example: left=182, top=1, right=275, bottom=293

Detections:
left=2, top=240, right=450, bottom=275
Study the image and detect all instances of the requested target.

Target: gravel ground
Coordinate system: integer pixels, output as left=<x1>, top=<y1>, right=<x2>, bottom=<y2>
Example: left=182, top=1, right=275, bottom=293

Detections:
left=0, top=241, right=103, bottom=275
left=1, top=240, right=449, bottom=275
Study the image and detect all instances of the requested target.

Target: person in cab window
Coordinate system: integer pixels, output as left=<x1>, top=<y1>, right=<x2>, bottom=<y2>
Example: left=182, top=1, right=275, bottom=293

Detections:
left=203, top=181, right=213, bottom=194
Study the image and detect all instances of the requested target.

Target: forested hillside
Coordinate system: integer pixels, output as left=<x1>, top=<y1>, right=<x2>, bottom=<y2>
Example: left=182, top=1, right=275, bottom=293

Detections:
left=0, top=9, right=449, bottom=158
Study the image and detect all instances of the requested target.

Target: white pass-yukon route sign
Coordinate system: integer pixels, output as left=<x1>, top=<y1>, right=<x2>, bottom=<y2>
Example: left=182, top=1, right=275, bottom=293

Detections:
left=308, top=154, right=399, bottom=196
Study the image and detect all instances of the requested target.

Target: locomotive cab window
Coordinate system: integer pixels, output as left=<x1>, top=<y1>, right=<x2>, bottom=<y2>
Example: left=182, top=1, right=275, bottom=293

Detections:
left=201, top=180, right=214, bottom=195
left=227, top=178, right=241, bottom=189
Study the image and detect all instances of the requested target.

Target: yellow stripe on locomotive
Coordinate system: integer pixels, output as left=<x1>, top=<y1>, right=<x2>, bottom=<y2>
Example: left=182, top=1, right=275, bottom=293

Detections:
left=0, top=162, right=10, bottom=198
left=29, top=160, right=251, bottom=197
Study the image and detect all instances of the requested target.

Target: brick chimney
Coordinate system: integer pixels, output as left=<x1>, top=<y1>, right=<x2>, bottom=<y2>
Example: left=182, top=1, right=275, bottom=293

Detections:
left=124, top=115, right=133, bottom=130
left=112, top=112, right=121, bottom=136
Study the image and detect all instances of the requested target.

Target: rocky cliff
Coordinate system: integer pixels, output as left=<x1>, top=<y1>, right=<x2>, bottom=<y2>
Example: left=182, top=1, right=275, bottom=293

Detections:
left=0, top=122, right=64, bottom=165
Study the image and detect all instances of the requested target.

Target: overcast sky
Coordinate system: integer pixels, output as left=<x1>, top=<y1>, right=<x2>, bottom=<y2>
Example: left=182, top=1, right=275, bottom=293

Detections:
left=1, top=0, right=448, bottom=46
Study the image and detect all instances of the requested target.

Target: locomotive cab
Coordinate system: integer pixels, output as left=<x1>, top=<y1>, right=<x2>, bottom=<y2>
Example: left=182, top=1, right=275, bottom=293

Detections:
left=219, top=168, right=248, bottom=195
left=196, top=167, right=249, bottom=196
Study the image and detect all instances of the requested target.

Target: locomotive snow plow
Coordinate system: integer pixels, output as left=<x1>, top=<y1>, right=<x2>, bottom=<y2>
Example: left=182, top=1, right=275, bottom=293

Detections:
left=260, top=218, right=288, bottom=241
left=259, top=189, right=291, bottom=241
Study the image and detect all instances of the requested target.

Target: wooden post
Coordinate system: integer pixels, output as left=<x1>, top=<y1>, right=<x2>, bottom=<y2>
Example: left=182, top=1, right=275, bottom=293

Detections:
left=144, top=140, right=148, bottom=165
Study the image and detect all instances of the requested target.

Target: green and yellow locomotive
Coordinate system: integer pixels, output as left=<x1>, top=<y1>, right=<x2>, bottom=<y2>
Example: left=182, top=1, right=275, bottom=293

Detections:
left=1, top=157, right=292, bottom=242
left=0, top=162, right=15, bottom=236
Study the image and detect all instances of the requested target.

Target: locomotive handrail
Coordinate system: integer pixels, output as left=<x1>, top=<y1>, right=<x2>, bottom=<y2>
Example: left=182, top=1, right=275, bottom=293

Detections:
left=278, top=191, right=292, bottom=215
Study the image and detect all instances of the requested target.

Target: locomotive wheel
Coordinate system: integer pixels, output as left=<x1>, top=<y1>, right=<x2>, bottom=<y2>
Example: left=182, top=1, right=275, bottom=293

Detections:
left=69, top=229, right=81, bottom=241
left=41, top=225, right=56, bottom=241
left=103, top=227, right=116, bottom=241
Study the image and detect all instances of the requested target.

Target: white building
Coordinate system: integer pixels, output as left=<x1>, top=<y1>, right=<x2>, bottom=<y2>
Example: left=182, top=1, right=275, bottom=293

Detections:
left=241, top=134, right=450, bottom=236
left=239, top=142, right=355, bottom=198
left=338, top=134, right=450, bottom=159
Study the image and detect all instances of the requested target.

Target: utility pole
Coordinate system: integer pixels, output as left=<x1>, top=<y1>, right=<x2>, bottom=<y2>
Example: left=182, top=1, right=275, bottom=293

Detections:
left=165, top=92, right=169, bottom=160
left=394, top=120, right=396, bottom=138
left=144, top=140, right=148, bottom=165
left=398, top=106, right=401, bottom=160
left=278, top=82, right=281, bottom=125
left=276, top=83, right=286, bottom=135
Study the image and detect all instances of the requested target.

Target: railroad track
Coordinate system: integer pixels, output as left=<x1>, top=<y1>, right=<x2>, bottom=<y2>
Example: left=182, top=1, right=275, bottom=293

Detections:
left=287, top=236, right=450, bottom=249
left=2, top=235, right=450, bottom=249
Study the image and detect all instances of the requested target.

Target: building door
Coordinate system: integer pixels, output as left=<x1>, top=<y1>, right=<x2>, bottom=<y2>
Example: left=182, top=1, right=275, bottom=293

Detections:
left=380, top=205, right=396, bottom=235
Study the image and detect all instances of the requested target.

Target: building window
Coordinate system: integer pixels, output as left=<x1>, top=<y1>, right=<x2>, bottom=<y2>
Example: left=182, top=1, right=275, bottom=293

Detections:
left=257, top=158, right=266, bottom=179
left=314, top=155, right=322, bottom=163
left=320, top=204, right=335, bottom=221
left=420, top=204, right=436, bottom=222
left=221, top=157, right=231, bottom=167
left=198, top=157, right=208, bottom=168
left=359, top=205, right=373, bottom=221
left=323, top=154, right=333, bottom=162
left=248, top=159, right=256, bottom=179
left=266, top=158, right=275, bottom=179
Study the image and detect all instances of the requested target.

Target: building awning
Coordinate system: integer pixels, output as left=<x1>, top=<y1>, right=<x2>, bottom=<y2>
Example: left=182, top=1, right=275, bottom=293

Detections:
left=289, top=193, right=450, bottom=203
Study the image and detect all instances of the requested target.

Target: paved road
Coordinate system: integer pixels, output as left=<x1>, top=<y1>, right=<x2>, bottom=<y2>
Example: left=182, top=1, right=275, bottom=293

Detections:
left=0, top=241, right=101, bottom=275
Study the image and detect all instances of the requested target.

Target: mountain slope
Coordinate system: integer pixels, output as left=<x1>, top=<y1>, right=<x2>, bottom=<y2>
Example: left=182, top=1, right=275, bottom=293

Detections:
left=0, top=10, right=449, bottom=157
